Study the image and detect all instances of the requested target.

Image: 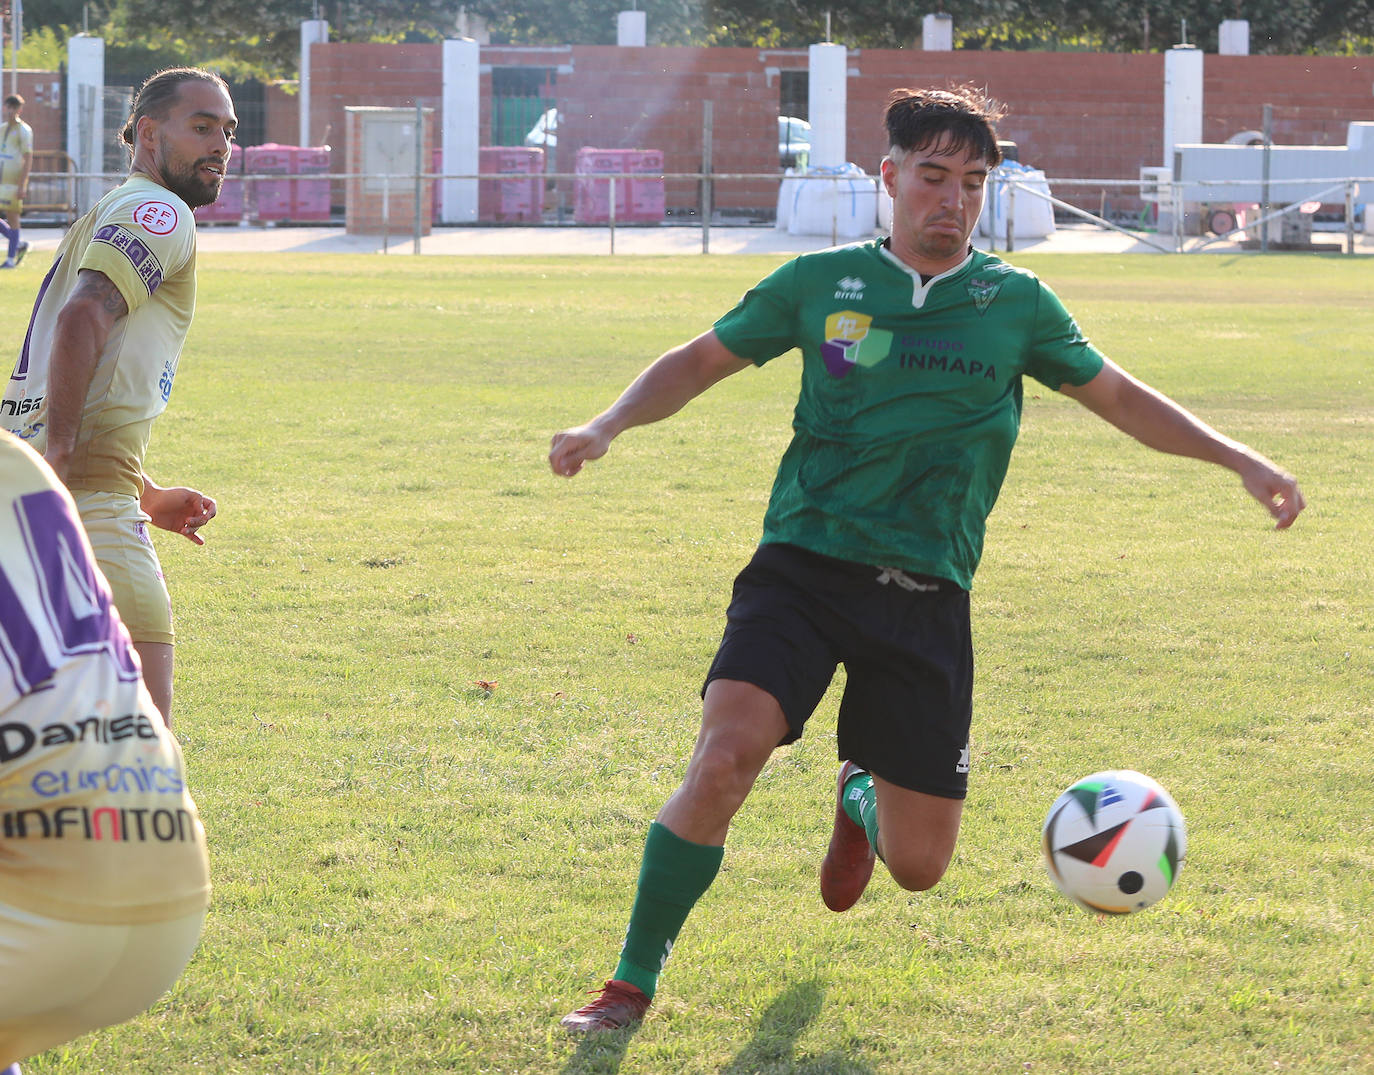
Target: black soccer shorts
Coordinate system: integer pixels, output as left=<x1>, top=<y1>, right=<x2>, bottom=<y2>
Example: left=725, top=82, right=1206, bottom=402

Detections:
left=703, top=542, right=974, bottom=799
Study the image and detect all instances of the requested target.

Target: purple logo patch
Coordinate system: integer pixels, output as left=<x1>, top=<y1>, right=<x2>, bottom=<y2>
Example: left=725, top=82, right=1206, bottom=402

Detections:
left=821, top=340, right=856, bottom=378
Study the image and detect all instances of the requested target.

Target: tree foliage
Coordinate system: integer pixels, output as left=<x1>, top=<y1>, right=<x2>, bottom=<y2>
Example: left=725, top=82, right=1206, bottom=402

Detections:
left=91, top=0, right=477, bottom=79
left=694, top=0, right=1374, bottom=53
left=14, top=0, right=1374, bottom=80
left=469, top=0, right=709, bottom=45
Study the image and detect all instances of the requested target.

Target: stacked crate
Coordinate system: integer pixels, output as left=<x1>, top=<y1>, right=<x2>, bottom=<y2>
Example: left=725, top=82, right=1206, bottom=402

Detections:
left=573, top=148, right=664, bottom=224
left=293, top=146, right=332, bottom=222
left=432, top=147, right=546, bottom=224
left=193, top=153, right=244, bottom=224
left=245, top=144, right=293, bottom=222
left=478, top=146, right=545, bottom=223
left=244, top=144, right=332, bottom=224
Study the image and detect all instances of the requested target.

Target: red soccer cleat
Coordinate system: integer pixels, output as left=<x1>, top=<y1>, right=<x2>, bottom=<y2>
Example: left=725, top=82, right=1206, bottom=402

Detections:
left=560, top=979, right=651, bottom=1034
left=820, top=760, right=876, bottom=912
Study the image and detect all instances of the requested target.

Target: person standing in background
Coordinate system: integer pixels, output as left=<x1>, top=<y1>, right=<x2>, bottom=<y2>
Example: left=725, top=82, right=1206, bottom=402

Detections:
left=0, top=94, right=33, bottom=269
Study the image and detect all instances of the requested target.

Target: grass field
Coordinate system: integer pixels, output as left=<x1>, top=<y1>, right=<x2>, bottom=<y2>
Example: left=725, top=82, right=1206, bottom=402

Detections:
left=6, top=250, right=1371, bottom=1074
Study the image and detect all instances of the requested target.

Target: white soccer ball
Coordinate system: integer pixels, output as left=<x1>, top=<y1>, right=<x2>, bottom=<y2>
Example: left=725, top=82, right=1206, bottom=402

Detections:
left=1041, top=770, right=1187, bottom=914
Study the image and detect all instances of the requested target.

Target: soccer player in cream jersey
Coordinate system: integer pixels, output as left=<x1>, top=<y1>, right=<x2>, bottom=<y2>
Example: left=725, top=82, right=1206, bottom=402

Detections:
left=0, top=431, right=210, bottom=1074
left=1, top=68, right=236, bottom=726
left=549, top=86, right=1306, bottom=1033
left=0, top=94, right=33, bottom=269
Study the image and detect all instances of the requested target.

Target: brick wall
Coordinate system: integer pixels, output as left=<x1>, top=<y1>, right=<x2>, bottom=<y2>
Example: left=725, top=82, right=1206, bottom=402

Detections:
left=7, top=71, right=63, bottom=159
left=307, top=42, right=445, bottom=152
left=8, top=71, right=72, bottom=220
left=264, top=81, right=300, bottom=146
left=294, top=44, right=1374, bottom=219
left=1204, top=56, right=1374, bottom=147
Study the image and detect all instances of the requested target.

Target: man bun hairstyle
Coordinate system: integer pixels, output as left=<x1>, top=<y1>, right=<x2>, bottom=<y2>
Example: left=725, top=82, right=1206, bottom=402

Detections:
left=884, top=86, right=1005, bottom=168
left=120, top=67, right=229, bottom=156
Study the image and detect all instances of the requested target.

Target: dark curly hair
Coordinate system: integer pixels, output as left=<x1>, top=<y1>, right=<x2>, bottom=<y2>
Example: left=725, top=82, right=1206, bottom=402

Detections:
left=884, top=86, right=1006, bottom=168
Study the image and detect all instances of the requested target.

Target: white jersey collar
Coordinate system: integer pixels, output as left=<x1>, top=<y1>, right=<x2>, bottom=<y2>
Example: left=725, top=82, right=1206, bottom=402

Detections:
left=878, top=243, right=975, bottom=310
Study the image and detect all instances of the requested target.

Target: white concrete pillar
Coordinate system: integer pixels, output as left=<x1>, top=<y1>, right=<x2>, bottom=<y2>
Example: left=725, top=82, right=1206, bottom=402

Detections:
left=808, top=42, right=847, bottom=169
left=1163, top=45, right=1203, bottom=170
left=617, top=11, right=646, bottom=47
left=299, top=19, right=329, bottom=147
left=66, top=34, right=104, bottom=214
left=1218, top=20, right=1249, bottom=56
left=441, top=38, right=480, bottom=224
left=923, top=14, right=953, bottom=51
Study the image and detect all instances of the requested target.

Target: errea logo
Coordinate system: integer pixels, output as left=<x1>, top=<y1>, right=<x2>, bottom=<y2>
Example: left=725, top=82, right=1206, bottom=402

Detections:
left=834, top=276, right=866, bottom=300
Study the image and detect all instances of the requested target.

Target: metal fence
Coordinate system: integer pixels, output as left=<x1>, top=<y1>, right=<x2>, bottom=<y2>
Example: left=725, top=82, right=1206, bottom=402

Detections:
left=26, top=168, right=1373, bottom=257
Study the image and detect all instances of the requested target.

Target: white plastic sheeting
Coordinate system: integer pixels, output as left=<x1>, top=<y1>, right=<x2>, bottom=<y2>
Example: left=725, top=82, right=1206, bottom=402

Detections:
left=979, top=163, right=1056, bottom=239
left=777, top=163, right=879, bottom=239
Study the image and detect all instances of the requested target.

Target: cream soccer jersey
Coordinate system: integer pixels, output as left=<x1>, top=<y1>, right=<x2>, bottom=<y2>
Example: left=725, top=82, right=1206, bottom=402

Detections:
left=0, top=432, right=210, bottom=924
left=0, top=117, right=32, bottom=192
left=1, top=174, right=199, bottom=497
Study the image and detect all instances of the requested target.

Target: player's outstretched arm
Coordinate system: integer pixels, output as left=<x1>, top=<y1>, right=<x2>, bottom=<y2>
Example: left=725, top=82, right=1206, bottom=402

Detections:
left=549, top=330, right=751, bottom=478
left=1059, top=358, right=1306, bottom=529
left=141, top=474, right=218, bottom=545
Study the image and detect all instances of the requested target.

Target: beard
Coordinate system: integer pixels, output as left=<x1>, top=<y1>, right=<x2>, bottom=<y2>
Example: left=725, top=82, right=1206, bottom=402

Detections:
left=914, top=212, right=973, bottom=259
left=157, top=139, right=226, bottom=209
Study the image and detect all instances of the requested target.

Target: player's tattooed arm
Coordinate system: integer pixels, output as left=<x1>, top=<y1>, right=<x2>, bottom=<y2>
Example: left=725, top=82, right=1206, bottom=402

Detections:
left=69, top=268, right=132, bottom=319
left=43, top=270, right=130, bottom=481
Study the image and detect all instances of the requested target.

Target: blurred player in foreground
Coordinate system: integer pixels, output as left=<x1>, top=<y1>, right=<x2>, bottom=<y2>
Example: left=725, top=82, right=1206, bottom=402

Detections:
left=0, top=67, right=236, bottom=726
left=549, top=86, right=1305, bottom=1033
left=0, top=431, right=210, bottom=1073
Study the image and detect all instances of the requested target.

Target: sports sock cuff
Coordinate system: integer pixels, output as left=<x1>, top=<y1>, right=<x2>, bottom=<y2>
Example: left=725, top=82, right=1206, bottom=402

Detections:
left=840, top=769, right=872, bottom=827
left=841, top=770, right=881, bottom=852
left=639, top=821, right=725, bottom=905
left=611, top=957, right=661, bottom=999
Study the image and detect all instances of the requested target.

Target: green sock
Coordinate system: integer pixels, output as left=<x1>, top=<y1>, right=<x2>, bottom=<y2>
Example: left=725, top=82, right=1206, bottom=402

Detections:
left=612, top=821, right=724, bottom=1000
left=841, top=768, right=881, bottom=854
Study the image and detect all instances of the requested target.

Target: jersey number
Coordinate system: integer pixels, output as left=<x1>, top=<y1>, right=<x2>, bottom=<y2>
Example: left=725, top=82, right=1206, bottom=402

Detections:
left=0, top=489, right=141, bottom=697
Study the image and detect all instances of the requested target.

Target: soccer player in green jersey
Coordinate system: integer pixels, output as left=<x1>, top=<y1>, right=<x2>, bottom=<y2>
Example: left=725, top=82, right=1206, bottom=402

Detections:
left=549, top=86, right=1305, bottom=1034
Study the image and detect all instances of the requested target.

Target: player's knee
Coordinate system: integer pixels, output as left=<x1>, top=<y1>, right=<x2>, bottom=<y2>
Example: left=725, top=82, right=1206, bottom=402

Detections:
left=882, top=847, right=950, bottom=892
left=683, top=737, right=768, bottom=806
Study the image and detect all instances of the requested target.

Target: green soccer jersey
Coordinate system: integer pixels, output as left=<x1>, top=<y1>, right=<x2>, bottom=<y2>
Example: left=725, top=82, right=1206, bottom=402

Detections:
left=712, top=239, right=1105, bottom=590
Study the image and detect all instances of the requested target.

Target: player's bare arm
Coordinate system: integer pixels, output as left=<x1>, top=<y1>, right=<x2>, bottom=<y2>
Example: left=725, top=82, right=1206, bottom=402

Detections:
left=1060, top=358, right=1305, bottom=529
left=42, top=270, right=129, bottom=480
left=141, top=475, right=218, bottom=545
left=549, top=330, right=751, bottom=477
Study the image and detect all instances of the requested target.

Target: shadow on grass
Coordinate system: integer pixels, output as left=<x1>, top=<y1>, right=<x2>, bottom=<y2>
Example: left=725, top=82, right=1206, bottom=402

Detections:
left=721, top=980, right=875, bottom=1075
left=559, top=980, right=875, bottom=1075
left=560, top=1022, right=638, bottom=1075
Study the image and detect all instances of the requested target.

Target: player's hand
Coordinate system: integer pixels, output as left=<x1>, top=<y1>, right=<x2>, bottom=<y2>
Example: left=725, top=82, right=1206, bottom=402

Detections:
left=1238, top=456, right=1305, bottom=530
left=549, top=424, right=612, bottom=478
left=142, top=483, right=218, bottom=545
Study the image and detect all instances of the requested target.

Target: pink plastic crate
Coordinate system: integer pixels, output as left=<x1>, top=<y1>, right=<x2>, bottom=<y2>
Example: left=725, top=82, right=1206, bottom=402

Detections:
left=194, top=179, right=243, bottom=223
left=194, top=165, right=244, bottom=223
left=432, top=147, right=546, bottom=223
left=194, top=153, right=244, bottom=223
left=243, top=144, right=331, bottom=223
left=292, top=146, right=332, bottom=221
left=573, top=147, right=663, bottom=224
left=478, top=146, right=544, bottom=223
left=245, top=144, right=292, bottom=222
